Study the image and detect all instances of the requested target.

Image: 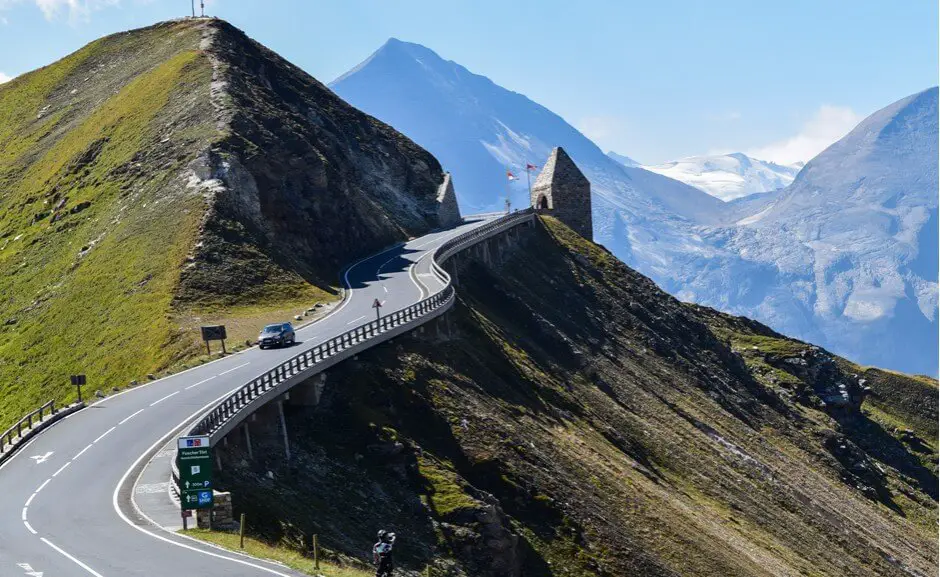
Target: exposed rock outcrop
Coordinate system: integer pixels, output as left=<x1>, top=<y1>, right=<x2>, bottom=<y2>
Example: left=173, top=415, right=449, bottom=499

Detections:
left=436, top=172, right=461, bottom=228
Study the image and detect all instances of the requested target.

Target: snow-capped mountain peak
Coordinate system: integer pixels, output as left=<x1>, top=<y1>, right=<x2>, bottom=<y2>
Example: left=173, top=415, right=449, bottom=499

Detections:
left=640, top=152, right=800, bottom=202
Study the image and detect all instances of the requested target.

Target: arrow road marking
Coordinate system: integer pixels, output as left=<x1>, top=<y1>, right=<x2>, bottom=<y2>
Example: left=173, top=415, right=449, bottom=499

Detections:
left=29, top=452, right=53, bottom=464
left=17, top=563, right=43, bottom=576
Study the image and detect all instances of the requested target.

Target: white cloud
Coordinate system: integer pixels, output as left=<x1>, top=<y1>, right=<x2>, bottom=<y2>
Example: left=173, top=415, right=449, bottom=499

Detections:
left=0, top=72, right=11, bottom=83
left=0, top=0, right=120, bottom=23
left=746, top=105, right=861, bottom=164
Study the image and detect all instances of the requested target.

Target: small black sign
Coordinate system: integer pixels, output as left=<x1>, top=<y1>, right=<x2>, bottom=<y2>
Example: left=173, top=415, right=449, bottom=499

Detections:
left=70, top=374, right=86, bottom=386
left=200, top=325, right=227, bottom=341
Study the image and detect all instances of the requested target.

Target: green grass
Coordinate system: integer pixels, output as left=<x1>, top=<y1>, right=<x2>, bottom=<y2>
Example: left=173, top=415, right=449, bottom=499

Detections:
left=182, top=529, right=373, bottom=577
left=417, top=454, right=479, bottom=517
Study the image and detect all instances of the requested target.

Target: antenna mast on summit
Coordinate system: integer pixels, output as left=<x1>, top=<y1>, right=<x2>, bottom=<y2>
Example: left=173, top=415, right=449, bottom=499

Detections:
left=201, top=0, right=205, bottom=17
left=191, top=0, right=194, bottom=17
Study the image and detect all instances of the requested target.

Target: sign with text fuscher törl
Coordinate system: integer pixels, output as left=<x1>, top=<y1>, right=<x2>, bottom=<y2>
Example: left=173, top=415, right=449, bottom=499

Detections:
left=178, top=435, right=213, bottom=510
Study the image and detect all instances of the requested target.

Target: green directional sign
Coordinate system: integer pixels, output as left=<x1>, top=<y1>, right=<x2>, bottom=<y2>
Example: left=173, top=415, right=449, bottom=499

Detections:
left=178, top=435, right=213, bottom=510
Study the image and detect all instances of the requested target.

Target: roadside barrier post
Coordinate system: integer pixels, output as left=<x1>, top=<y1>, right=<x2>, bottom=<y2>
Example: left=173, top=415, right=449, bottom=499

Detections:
left=239, top=513, right=246, bottom=548
left=313, top=534, right=319, bottom=569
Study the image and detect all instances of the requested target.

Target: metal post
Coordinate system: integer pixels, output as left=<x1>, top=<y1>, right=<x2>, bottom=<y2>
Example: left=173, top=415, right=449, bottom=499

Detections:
left=221, top=339, right=227, bottom=355
left=182, top=511, right=188, bottom=531
left=205, top=339, right=211, bottom=356
left=313, top=534, right=319, bottom=569
left=239, top=513, right=246, bottom=548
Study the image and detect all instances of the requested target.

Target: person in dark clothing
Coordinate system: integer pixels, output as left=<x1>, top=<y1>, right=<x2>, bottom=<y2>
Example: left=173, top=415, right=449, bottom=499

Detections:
left=373, top=529, right=396, bottom=577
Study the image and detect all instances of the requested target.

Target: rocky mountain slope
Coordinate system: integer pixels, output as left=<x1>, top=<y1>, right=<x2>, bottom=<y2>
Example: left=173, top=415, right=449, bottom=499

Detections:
left=638, top=152, right=800, bottom=201
left=219, top=216, right=937, bottom=577
left=330, top=41, right=938, bottom=376
left=0, top=19, right=449, bottom=427
left=684, top=88, right=939, bottom=376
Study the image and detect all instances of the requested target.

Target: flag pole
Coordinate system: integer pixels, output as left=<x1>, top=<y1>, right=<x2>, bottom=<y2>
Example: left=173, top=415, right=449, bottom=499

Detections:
left=505, top=166, right=511, bottom=214
left=526, top=159, right=532, bottom=201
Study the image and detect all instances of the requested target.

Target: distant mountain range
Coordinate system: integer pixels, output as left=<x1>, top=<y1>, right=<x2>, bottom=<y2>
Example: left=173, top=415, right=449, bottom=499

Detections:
left=331, top=39, right=939, bottom=376
left=635, top=152, right=801, bottom=201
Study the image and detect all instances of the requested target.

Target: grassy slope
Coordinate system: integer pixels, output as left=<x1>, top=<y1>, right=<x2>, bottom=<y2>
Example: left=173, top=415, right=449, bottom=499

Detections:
left=0, top=20, right=351, bottom=429
left=0, top=22, right=216, bottom=427
left=182, top=529, right=372, bottom=577
left=214, top=216, right=936, bottom=577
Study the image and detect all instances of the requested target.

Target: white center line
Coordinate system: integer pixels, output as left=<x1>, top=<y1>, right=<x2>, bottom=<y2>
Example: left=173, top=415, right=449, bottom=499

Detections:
left=42, top=537, right=106, bottom=577
left=93, top=426, right=116, bottom=444
left=149, top=391, right=179, bottom=407
left=21, top=507, right=27, bottom=520
left=218, top=362, right=250, bottom=376
left=25, top=493, right=35, bottom=507
left=23, top=520, right=36, bottom=534
left=73, top=443, right=93, bottom=461
left=118, top=408, right=145, bottom=425
left=52, top=461, right=70, bottom=477
left=185, top=375, right=217, bottom=390
left=346, top=315, right=367, bottom=325
left=35, top=478, right=51, bottom=493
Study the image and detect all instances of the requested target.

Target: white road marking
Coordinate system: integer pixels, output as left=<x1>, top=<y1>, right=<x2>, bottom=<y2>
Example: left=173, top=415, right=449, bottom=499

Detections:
left=29, top=452, right=53, bottom=465
left=346, top=315, right=366, bottom=325
left=115, top=388, right=299, bottom=577
left=93, top=426, right=116, bottom=443
left=149, top=391, right=179, bottom=407
left=384, top=285, right=388, bottom=293
left=135, top=482, right=168, bottom=494
left=41, top=537, right=105, bottom=577
left=17, top=562, right=42, bottom=576
left=218, top=362, right=250, bottom=376
left=22, top=520, right=37, bottom=535
left=185, top=375, right=216, bottom=390
left=21, top=507, right=27, bottom=520
left=72, top=443, right=93, bottom=461
left=118, top=409, right=144, bottom=425
left=51, top=462, right=70, bottom=477
left=25, top=492, right=35, bottom=507
left=35, top=478, right=51, bottom=493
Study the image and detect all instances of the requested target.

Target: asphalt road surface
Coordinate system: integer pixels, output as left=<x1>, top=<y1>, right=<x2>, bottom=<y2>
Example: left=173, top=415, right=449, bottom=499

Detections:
left=0, top=217, right=490, bottom=576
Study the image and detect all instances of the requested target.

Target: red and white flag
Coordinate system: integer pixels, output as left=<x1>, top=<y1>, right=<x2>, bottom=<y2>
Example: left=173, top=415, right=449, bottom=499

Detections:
left=526, top=163, right=537, bottom=171
left=507, top=170, right=517, bottom=181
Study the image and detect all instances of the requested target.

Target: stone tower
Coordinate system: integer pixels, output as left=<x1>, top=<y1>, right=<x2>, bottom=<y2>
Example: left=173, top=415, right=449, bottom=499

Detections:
left=530, top=147, right=593, bottom=238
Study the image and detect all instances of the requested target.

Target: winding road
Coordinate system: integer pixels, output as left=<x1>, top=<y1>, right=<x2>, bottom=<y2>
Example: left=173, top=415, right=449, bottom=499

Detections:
left=0, top=217, right=491, bottom=576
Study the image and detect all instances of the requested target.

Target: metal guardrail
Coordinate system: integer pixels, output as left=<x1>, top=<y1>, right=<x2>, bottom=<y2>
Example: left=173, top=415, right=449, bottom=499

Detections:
left=1, top=400, right=56, bottom=450
left=184, top=209, right=536, bottom=445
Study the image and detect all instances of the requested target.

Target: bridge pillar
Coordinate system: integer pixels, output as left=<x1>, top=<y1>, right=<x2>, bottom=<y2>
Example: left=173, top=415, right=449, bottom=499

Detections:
left=278, top=395, right=291, bottom=460
left=243, top=423, right=253, bottom=460
left=291, top=373, right=326, bottom=407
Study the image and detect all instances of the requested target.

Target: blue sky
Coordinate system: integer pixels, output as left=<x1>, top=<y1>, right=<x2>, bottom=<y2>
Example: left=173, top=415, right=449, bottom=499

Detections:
left=0, top=0, right=936, bottom=164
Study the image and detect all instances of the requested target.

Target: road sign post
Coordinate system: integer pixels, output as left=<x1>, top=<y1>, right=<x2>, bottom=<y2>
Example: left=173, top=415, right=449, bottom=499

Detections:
left=70, top=374, right=86, bottom=403
left=178, top=435, right=214, bottom=511
left=200, top=325, right=227, bottom=356
left=373, top=298, right=382, bottom=320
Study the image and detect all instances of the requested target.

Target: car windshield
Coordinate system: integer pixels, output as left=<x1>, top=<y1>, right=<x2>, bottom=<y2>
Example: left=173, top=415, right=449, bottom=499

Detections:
left=262, top=324, right=282, bottom=333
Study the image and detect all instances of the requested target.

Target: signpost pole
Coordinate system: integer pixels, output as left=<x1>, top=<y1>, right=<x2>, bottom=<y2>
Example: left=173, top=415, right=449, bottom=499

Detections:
left=70, top=375, right=85, bottom=403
